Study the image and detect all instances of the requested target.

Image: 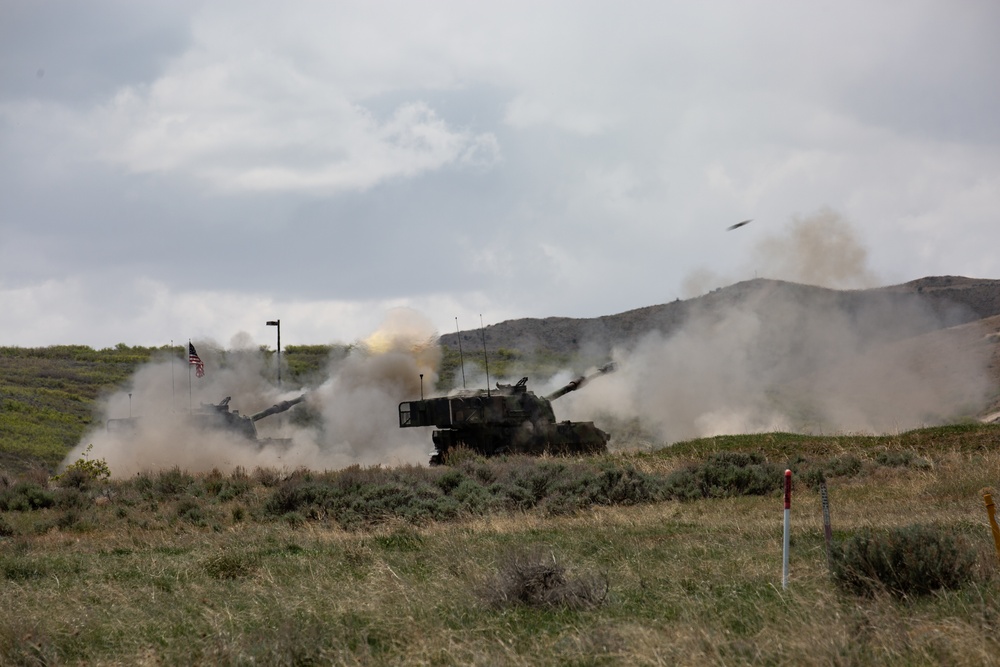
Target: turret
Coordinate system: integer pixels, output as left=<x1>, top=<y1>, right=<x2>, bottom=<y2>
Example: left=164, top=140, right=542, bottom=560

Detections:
left=106, top=393, right=309, bottom=448
left=192, top=394, right=308, bottom=441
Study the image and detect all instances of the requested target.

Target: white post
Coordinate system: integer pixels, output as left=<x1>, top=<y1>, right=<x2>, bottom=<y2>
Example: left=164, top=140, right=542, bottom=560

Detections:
left=783, top=469, right=791, bottom=589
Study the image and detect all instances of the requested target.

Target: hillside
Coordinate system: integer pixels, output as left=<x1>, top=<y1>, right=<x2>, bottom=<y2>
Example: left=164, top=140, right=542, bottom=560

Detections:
left=443, top=276, right=1000, bottom=358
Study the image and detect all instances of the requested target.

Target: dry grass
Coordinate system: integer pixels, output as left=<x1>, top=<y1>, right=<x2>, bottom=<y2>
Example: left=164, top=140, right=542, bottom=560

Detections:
left=1, top=439, right=1000, bottom=664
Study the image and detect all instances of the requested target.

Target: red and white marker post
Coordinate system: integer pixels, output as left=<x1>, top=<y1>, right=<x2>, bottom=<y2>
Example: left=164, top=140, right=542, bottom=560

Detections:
left=782, top=469, right=792, bottom=589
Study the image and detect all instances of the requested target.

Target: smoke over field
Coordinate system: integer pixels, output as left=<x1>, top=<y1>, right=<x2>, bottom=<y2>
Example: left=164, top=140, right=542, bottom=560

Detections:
left=558, top=282, right=994, bottom=445
left=683, top=208, right=878, bottom=297
left=62, top=310, right=440, bottom=477
left=560, top=212, right=995, bottom=444
left=62, top=213, right=997, bottom=474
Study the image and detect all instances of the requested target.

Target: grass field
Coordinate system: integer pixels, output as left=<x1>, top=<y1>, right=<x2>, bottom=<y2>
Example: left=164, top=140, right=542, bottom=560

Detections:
left=3, top=345, right=1000, bottom=664
left=2, top=425, right=1000, bottom=665
left=0, top=345, right=338, bottom=472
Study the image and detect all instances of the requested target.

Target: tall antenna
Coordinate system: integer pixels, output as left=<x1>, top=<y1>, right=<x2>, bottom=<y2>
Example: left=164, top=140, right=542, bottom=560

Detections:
left=455, top=317, right=467, bottom=389
left=480, top=314, right=491, bottom=398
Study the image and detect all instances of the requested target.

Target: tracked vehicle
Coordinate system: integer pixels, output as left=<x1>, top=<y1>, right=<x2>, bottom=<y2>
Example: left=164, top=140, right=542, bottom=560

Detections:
left=107, top=394, right=307, bottom=446
left=189, top=395, right=307, bottom=444
left=399, top=363, right=616, bottom=465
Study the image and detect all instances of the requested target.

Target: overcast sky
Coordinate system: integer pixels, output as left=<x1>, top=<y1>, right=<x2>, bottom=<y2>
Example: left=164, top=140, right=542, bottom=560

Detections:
left=2, top=0, right=998, bottom=349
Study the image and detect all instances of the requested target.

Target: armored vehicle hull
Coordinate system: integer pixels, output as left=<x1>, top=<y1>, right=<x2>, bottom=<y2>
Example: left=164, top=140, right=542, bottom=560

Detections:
left=399, top=363, right=615, bottom=464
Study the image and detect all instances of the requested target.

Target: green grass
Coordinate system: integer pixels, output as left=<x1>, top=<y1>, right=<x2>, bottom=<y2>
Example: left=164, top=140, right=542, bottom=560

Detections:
left=3, top=345, right=1000, bottom=663
left=2, top=431, right=1000, bottom=663
left=0, top=345, right=158, bottom=467
left=650, top=423, right=1000, bottom=460
left=0, top=345, right=337, bottom=471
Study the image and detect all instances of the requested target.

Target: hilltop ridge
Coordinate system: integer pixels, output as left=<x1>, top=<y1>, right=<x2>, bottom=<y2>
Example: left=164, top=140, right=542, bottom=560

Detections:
left=443, top=276, right=1000, bottom=358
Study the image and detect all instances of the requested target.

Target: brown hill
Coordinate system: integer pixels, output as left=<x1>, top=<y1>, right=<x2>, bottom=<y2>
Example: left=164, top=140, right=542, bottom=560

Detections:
left=443, top=276, right=1000, bottom=358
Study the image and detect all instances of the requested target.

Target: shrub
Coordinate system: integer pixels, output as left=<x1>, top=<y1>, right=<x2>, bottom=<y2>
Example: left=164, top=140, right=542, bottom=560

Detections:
left=441, top=445, right=481, bottom=467
left=797, top=454, right=865, bottom=488
left=216, top=477, right=252, bottom=502
left=156, top=467, right=194, bottom=497
left=203, top=551, right=260, bottom=579
left=436, top=468, right=466, bottom=494
left=0, top=482, right=55, bottom=511
left=176, top=497, right=207, bottom=525
left=480, top=547, right=608, bottom=610
left=53, top=443, right=110, bottom=490
left=253, top=467, right=282, bottom=487
left=831, top=524, right=977, bottom=598
left=55, top=487, right=90, bottom=510
left=876, top=449, right=931, bottom=470
left=663, top=452, right=781, bottom=501
left=56, top=509, right=87, bottom=531
left=827, top=454, right=864, bottom=477
left=203, top=468, right=225, bottom=496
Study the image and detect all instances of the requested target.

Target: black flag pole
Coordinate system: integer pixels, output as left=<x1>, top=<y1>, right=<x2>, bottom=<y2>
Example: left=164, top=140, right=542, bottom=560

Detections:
left=188, top=339, right=193, bottom=410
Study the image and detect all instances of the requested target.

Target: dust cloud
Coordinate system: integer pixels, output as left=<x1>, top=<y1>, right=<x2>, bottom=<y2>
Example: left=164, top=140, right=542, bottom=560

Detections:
left=565, top=271, right=993, bottom=445
left=751, top=208, right=878, bottom=289
left=589, top=207, right=994, bottom=443
left=684, top=208, right=878, bottom=297
left=63, top=209, right=996, bottom=472
left=61, top=309, right=440, bottom=477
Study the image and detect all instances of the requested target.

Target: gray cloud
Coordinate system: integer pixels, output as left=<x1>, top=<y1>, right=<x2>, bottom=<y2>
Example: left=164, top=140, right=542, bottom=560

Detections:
left=1, top=1, right=999, bottom=347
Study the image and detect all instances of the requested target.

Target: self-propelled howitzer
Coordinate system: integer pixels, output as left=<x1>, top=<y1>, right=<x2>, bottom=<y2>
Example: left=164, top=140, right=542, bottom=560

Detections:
left=191, top=394, right=308, bottom=443
left=108, top=394, right=308, bottom=446
left=399, top=363, right=616, bottom=465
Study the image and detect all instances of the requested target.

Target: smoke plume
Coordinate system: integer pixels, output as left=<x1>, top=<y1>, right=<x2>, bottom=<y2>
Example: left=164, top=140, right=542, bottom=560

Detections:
left=752, top=208, right=878, bottom=289
left=561, top=280, right=994, bottom=445
left=684, top=208, right=877, bottom=297
left=62, top=308, right=440, bottom=477
left=612, top=208, right=994, bottom=443
left=63, top=212, right=997, bottom=473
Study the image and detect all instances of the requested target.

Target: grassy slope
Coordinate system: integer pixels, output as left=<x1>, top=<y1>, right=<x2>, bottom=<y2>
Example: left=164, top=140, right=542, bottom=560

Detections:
left=0, top=345, right=338, bottom=472
left=0, top=345, right=157, bottom=469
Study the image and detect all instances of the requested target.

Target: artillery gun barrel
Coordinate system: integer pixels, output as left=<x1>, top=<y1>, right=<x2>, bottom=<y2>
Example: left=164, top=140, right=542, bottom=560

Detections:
left=545, top=362, right=617, bottom=401
left=250, top=394, right=307, bottom=422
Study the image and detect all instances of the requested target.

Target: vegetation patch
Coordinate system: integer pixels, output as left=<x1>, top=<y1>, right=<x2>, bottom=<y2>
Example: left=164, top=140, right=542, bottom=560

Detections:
left=0, top=482, right=55, bottom=512
left=661, top=452, right=782, bottom=501
left=0, top=620, right=58, bottom=667
left=831, top=523, right=978, bottom=598
left=480, top=547, right=609, bottom=610
left=52, top=443, right=111, bottom=490
left=202, top=550, right=261, bottom=580
left=0, top=426, right=998, bottom=664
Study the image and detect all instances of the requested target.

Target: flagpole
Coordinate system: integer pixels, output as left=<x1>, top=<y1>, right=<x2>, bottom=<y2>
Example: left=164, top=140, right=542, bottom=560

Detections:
left=188, top=339, right=193, bottom=410
left=171, top=339, right=176, bottom=411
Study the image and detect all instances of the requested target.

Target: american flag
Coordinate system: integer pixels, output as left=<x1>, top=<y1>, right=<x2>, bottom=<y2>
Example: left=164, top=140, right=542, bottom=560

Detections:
left=188, top=342, right=205, bottom=378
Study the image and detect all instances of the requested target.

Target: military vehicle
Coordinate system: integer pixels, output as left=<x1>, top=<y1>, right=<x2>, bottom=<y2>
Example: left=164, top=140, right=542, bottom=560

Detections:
left=399, top=363, right=616, bottom=464
left=107, top=394, right=307, bottom=446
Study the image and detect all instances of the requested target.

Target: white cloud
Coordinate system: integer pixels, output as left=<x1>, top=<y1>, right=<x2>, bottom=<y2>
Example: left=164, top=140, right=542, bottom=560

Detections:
left=92, top=66, right=498, bottom=192
left=1, top=0, right=999, bottom=348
